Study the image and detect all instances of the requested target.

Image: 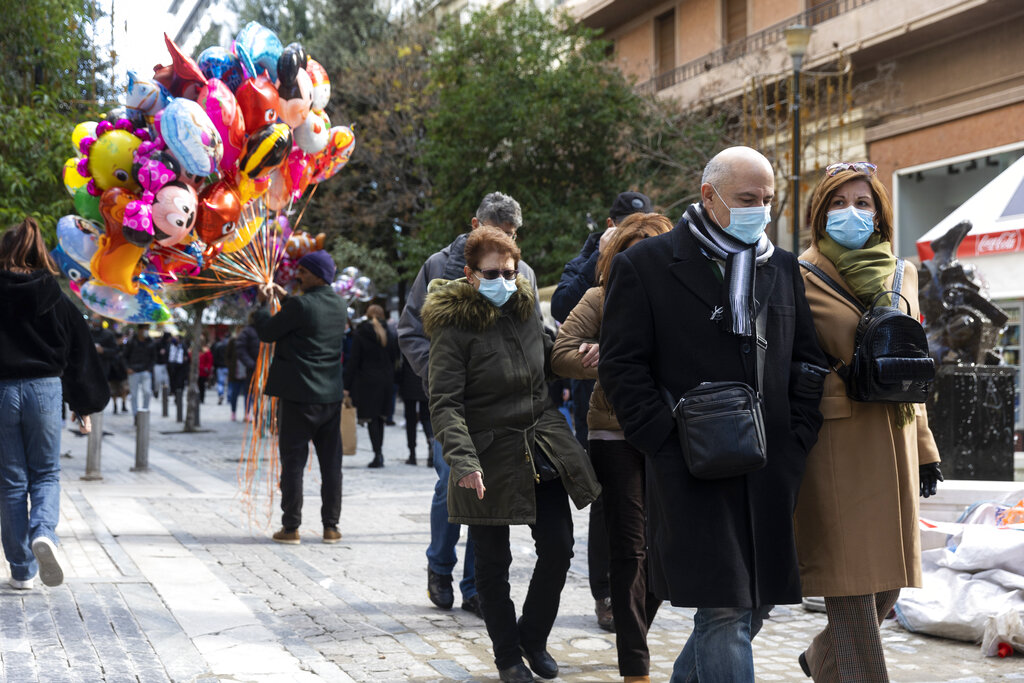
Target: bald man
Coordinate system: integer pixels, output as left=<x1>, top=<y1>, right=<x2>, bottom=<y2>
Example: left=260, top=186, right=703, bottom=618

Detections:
left=599, top=147, right=828, bottom=682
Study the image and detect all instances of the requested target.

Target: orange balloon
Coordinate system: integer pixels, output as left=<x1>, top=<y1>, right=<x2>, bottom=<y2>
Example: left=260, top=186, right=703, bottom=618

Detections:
left=90, top=188, right=145, bottom=294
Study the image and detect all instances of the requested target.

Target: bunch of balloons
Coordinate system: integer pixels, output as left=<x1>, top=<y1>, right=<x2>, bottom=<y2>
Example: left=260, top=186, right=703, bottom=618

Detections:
left=53, top=23, right=356, bottom=323
left=331, top=266, right=376, bottom=304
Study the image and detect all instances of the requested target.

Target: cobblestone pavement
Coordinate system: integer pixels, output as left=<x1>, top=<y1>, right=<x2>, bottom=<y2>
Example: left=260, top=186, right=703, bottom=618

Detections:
left=1, top=395, right=1022, bottom=682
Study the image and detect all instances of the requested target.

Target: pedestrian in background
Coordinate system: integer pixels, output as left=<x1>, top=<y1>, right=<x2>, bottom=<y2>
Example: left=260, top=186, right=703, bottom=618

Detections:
left=600, top=147, right=828, bottom=683
left=124, top=325, right=156, bottom=416
left=794, top=162, right=943, bottom=682
left=399, top=192, right=540, bottom=619
left=344, top=304, right=398, bottom=468
left=256, top=250, right=348, bottom=545
left=198, top=344, right=213, bottom=404
left=236, top=318, right=260, bottom=422
left=550, top=190, right=653, bottom=634
left=152, top=331, right=170, bottom=398
left=397, top=354, right=433, bottom=466
left=167, top=334, right=189, bottom=397
left=212, top=334, right=229, bottom=404
left=424, top=227, right=601, bottom=683
left=0, top=217, right=109, bottom=590
left=225, top=328, right=247, bottom=421
left=552, top=212, right=671, bottom=683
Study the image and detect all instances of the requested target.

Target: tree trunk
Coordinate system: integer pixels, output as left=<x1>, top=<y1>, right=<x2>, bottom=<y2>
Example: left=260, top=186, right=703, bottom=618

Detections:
left=184, top=302, right=206, bottom=432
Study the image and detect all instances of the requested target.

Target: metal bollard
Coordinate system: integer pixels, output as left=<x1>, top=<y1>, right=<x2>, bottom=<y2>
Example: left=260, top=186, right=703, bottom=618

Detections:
left=175, top=390, right=183, bottom=423
left=161, top=384, right=169, bottom=417
left=132, top=410, right=150, bottom=471
left=82, top=412, right=103, bottom=481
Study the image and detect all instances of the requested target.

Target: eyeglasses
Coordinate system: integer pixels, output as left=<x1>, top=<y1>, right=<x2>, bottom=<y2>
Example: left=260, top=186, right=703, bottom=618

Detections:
left=476, top=269, right=519, bottom=281
left=825, top=162, right=877, bottom=177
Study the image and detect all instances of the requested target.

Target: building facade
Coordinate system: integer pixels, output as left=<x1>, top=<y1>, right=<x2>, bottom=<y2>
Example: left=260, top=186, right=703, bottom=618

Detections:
left=571, top=0, right=1024, bottom=430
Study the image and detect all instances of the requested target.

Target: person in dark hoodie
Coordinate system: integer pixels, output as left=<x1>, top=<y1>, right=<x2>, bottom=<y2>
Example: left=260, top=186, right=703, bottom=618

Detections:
left=0, top=217, right=109, bottom=590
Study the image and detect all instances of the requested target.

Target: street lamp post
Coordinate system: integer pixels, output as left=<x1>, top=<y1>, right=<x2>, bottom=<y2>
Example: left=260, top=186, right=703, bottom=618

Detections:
left=785, top=25, right=813, bottom=254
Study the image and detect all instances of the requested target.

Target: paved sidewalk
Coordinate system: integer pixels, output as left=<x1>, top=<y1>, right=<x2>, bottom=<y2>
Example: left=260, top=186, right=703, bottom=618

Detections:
left=1, top=394, right=1022, bottom=682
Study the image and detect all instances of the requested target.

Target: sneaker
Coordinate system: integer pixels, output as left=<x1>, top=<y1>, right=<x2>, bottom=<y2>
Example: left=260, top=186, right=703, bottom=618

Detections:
left=595, top=596, right=615, bottom=632
left=31, top=537, right=64, bottom=587
left=427, top=567, right=454, bottom=609
left=272, top=528, right=300, bottom=544
left=9, top=576, right=35, bottom=590
left=323, top=527, right=342, bottom=544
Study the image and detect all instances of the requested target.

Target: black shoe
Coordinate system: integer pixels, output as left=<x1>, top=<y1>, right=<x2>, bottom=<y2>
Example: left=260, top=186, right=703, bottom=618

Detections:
left=799, top=652, right=811, bottom=677
left=427, top=568, right=454, bottom=609
left=498, top=663, right=535, bottom=683
left=595, top=596, right=615, bottom=632
left=367, top=453, right=384, bottom=468
left=461, top=594, right=484, bottom=619
left=519, top=646, right=557, bottom=680
left=385, top=419, right=396, bottom=426
left=405, top=453, right=417, bottom=465
left=426, top=454, right=434, bottom=468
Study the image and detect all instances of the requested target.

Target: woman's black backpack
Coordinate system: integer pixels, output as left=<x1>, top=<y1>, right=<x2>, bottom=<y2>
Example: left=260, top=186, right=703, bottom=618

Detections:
left=800, top=258, right=935, bottom=403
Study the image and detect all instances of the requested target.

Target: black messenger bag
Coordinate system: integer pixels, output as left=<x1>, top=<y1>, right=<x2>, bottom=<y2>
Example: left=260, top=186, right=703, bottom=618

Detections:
left=664, top=308, right=768, bottom=480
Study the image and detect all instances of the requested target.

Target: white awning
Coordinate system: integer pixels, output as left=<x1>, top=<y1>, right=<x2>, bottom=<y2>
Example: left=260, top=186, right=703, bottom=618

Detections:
left=917, top=154, right=1024, bottom=264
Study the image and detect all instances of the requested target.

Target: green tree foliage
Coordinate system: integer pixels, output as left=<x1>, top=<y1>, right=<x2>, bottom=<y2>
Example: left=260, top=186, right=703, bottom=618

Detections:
left=420, top=2, right=643, bottom=283
left=0, top=0, right=110, bottom=237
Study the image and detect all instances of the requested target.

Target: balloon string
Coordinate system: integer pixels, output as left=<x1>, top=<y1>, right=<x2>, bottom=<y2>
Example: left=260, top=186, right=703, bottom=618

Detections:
left=292, top=183, right=319, bottom=234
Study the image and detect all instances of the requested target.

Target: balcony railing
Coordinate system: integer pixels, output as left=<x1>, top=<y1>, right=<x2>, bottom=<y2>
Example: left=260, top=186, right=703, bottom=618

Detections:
left=638, top=0, right=878, bottom=94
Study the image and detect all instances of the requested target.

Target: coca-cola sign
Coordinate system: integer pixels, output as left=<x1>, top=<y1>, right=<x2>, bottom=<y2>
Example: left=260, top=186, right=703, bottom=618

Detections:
left=974, top=230, right=1020, bottom=255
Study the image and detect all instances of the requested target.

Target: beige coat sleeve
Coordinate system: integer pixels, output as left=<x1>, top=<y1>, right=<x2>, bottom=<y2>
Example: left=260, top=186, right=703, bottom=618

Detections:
left=551, top=286, right=602, bottom=381
left=914, top=403, right=941, bottom=465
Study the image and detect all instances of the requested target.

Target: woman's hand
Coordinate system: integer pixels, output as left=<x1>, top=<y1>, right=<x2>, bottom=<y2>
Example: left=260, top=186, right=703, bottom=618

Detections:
left=578, top=342, right=600, bottom=368
left=458, top=471, right=486, bottom=500
left=919, top=462, right=943, bottom=498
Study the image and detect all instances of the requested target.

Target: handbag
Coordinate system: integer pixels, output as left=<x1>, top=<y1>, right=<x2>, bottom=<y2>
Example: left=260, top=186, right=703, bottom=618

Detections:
left=341, top=397, right=358, bottom=455
left=800, top=259, right=934, bottom=403
left=665, top=307, right=768, bottom=480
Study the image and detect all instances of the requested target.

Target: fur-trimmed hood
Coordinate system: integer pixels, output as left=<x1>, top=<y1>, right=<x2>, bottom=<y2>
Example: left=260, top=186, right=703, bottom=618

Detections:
left=421, top=276, right=535, bottom=337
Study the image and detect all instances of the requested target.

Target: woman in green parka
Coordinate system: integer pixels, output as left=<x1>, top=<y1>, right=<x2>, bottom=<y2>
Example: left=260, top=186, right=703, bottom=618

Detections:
left=424, top=227, right=601, bottom=683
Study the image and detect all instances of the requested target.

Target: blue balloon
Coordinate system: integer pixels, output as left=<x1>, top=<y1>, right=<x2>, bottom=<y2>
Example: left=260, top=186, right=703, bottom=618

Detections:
left=235, top=22, right=283, bottom=82
left=56, top=214, right=100, bottom=267
left=51, top=246, right=91, bottom=282
left=197, top=47, right=244, bottom=92
left=160, top=98, right=223, bottom=176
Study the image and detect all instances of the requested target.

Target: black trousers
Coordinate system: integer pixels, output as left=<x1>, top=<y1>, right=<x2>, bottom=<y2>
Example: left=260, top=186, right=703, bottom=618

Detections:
left=367, top=416, right=385, bottom=455
left=278, top=399, right=343, bottom=530
left=470, top=478, right=574, bottom=670
left=573, top=379, right=610, bottom=602
left=403, top=398, right=433, bottom=451
left=590, top=439, right=662, bottom=676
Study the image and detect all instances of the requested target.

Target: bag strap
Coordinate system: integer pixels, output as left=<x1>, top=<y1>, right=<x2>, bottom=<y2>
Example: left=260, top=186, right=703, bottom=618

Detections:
left=799, top=259, right=866, bottom=313
left=892, top=258, right=905, bottom=306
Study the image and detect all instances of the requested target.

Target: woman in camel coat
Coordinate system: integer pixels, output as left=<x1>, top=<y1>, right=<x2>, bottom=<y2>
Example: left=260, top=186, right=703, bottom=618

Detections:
left=795, top=162, right=942, bottom=682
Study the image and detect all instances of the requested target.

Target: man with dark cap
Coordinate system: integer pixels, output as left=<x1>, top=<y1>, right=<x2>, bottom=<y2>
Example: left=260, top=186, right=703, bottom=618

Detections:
left=255, top=250, right=348, bottom=544
left=549, top=190, right=652, bottom=633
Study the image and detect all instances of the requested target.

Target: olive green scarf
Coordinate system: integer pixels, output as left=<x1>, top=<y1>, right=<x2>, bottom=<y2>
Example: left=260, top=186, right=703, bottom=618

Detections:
left=818, top=233, right=915, bottom=428
left=817, top=233, right=895, bottom=308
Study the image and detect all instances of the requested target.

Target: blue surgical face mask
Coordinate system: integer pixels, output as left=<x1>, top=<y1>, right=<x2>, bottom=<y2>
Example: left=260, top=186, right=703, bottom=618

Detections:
left=477, top=275, right=518, bottom=307
left=709, top=185, right=771, bottom=245
left=825, top=206, right=876, bottom=250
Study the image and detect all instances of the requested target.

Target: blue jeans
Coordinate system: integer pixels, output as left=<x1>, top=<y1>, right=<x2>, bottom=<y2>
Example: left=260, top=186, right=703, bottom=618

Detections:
left=216, top=367, right=228, bottom=398
left=129, top=370, right=152, bottom=415
left=0, top=377, right=63, bottom=581
left=670, top=605, right=773, bottom=683
left=426, top=440, right=476, bottom=599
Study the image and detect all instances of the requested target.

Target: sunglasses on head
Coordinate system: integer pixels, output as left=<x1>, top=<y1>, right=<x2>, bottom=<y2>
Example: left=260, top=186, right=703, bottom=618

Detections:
left=476, top=269, right=519, bottom=281
left=825, top=161, right=877, bottom=177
